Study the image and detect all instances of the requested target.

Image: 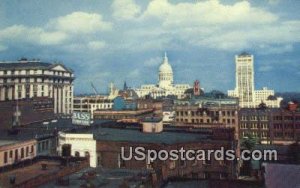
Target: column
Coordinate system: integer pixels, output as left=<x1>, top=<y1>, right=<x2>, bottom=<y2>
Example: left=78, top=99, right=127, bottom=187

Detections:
left=58, top=86, right=62, bottom=114
left=62, top=85, right=66, bottom=114
left=8, top=86, right=12, bottom=100
left=53, top=86, right=57, bottom=114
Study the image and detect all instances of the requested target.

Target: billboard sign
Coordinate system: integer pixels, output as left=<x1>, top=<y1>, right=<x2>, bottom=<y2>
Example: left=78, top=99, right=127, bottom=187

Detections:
left=72, top=112, right=91, bottom=126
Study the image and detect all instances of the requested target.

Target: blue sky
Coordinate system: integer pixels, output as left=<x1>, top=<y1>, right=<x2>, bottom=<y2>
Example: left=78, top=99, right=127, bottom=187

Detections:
left=0, top=0, right=299, bottom=94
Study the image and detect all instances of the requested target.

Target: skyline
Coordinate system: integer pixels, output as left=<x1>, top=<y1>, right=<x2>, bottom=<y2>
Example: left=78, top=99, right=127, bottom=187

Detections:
left=0, top=0, right=299, bottom=94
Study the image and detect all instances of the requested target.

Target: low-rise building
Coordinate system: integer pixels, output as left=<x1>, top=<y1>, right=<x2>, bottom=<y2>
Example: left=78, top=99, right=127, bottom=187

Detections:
left=73, top=96, right=113, bottom=118
left=93, top=109, right=154, bottom=121
left=174, top=95, right=239, bottom=138
left=0, top=139, right=36, bottom=167
left=0, top=97, right=54, bottom=129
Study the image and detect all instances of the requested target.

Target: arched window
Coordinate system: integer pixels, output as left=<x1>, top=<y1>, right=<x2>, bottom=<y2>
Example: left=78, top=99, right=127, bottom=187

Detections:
left=75, top=151, right=80, bottom=157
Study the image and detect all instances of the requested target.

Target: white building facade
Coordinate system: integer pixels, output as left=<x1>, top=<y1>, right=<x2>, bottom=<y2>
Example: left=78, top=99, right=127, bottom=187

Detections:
left=73, top=96, right=113, bottom=118
left=228, top=53, right=282, bottom=108
left=0, top=59, right=74, bottom=114
left=135, top=53, right=191, bottom=99
left=57, top=132, right=97, bottom=167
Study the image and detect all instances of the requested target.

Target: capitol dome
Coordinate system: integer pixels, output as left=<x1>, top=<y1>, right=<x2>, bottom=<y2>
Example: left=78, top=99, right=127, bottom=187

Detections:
left=159, top=53, right=173, bottom=73
left=158, top=52, right=173, bottom=88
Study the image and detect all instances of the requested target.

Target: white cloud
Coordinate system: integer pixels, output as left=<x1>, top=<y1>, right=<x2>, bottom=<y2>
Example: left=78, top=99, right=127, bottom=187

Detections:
left=142, top=0, right=277, bottom=26
left=112, top=0, right=141, bottom=20
left=48, top=12, right=112, bottom=34
left=88, top=41, right=106, bottom=50
left=144, top=56, right=162, bottom=67
left=38, top=31, right=68, bottom=45
left=0, top=25, right=67, bottom=45
left=110, top=0, right=300, bottom=54
left=0, top=11, right=111, bottom=51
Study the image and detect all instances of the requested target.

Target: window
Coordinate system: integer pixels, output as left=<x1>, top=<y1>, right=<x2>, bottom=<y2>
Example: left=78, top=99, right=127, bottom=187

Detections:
left=180, top=160, right=186, bottom=167
left=4, top=152, right=8, bottom=163
left=21, top=148, right=24, bottom=158
left=9, top=150, right=13, bottom=158
left=75, top=151, right=80, bottom=157
left=15, top=149, right=18, bottom=161
left=31, top=145, right=34, bottom=153
left=26, top=147, right=29, bottom=157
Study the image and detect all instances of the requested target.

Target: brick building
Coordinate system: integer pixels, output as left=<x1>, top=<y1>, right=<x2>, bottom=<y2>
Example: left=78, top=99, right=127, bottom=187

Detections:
left=58, top=123, right=239, bottom=182
left=0, top=97, right=54, bottom=129
left=93, top=109, right=155, bottom=121
left=174, top=96, right=239, bottom=139
left=239, top=106, right=300, bottom=144
left=0, top=139, right=37, bottom=167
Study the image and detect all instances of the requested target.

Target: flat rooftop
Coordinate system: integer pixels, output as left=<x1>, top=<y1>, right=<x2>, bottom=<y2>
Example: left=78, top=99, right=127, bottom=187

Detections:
left=0, top=161, right=61, bottom=187
left=0, top=119, right=111, bottom=142
left=65, top=124, right=213, bottom=145
left=0, top=140, right=20, bottom=147
left=42, top=167, right=151, bottom=188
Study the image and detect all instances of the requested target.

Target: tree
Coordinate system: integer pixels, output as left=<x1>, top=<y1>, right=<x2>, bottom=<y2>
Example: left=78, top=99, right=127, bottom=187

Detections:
left=241, top=134, right=258, bottom=150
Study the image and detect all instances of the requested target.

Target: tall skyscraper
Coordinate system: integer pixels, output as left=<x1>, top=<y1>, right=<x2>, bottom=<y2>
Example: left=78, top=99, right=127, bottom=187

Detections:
left=235, top=52, right=255, bottom=107
left=228, top=52, right=282, bottom=108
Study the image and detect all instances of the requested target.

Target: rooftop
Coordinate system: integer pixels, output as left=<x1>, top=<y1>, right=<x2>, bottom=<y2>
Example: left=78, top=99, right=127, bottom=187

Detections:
left=0, top=119, right=111, bottom=142
left=65, top=123, right=212, bottom=144
left=0, top=60, right=73, bottom=72
left=0, top=140, right=20, bottom=147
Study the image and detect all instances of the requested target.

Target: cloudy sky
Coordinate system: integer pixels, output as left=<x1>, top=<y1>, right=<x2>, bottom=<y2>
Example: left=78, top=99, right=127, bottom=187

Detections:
left=0, top=0, right=299, bottom=94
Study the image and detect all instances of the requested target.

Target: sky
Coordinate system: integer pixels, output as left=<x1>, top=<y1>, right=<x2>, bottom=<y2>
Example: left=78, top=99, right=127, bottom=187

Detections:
left=0, top=0, right=299, bottom=94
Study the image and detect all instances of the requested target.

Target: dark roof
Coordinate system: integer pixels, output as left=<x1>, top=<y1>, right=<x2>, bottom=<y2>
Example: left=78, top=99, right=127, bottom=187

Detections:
left=0, top=119, right=110, bottom=141
left=142, top=117, right=162, bottom=123
left=0, top=61, right=73, bottom=72
left=238, top=52, right=251, bottom=56
left=0, top=61, right=52, bottom=70
left=66, top=125, right=212, bottom=144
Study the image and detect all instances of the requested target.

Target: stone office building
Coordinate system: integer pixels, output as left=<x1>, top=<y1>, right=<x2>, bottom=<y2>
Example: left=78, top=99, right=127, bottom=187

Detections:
left=0, top=58, right=74, bottom=115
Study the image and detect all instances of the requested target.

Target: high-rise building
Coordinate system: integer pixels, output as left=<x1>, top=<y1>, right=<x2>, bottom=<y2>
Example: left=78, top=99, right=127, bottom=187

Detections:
left=234, top=53, right=255, bottom=107
left=228, top=53, right=282, bottom=108
left=0, top=59, right=74, bottom=115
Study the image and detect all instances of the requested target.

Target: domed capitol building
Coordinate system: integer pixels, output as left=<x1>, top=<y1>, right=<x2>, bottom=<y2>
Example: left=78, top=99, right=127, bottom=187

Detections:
left=134, top=53, right=191, bottom=99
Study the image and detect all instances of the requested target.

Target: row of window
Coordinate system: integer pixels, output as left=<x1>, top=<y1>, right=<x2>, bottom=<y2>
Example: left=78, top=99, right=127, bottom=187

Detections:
left=3, top=145, right=34, bottom=164
left=176, top=110, right=236, bottom=117
left=240, top=123, right=268, bottom=129
left=0, top=78, right=72, bottom=84
left=176, top=118, right=236, bottom=124
left=241, top=131, right=269, bottom=138
left=1, top=70, right=71, bottom=77
left=241, top=115, right=268, bottom=121
left=273, top=124, right=300, bottom=129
